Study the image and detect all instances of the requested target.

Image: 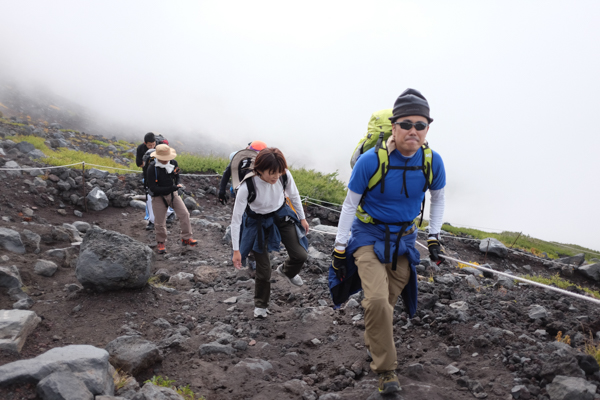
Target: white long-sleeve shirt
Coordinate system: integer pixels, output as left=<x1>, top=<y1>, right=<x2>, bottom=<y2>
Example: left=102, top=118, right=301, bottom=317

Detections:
left=231, top=170, right=305, bottom=251
left=334, top=187, right=445, bottom=250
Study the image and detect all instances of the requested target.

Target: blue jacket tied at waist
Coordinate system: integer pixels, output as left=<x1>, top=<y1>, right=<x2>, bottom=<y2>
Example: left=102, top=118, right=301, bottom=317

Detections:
left=239, top=203, right=308, bottom=258
left=329, top=218, right=420, bottom=317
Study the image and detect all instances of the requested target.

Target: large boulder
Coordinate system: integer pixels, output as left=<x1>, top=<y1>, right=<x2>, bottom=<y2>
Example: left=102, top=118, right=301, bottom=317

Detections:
left=0, top=265, right=23, bottom=290
left=105, top=335, right=163, bottom=375
left=558, top=253, right=586, bottom=267
left=479, top=238, right=508, bottom=258
left=88, top=168, right=110, bottom=179
left=0, top=309, right=41, bottom=353
left=140, top=382, right=184, bottom=399
left=76, top=227, right=153, bottom=291
left=3, top=160, right=21, bottom=176
left=0, top=345, right=114, bottom=396
left=86, top=187, right=109, bottom=211
left=0, top=228, right=26, bottom=254
left=546, top=375, right=596, bottom=400
left=15, top=141, right=35, bottom=154
left=577, top=263, right=600, bottom=282
left=37, top=371, right=95, bottom=400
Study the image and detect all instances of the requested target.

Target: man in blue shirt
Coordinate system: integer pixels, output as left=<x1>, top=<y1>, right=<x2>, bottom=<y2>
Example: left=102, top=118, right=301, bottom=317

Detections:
left=332, top=88, right=446, bottom=394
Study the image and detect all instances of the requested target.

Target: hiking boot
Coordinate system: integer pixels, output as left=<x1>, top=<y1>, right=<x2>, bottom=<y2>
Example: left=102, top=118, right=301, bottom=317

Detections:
left=276, top=265, right=303, bottom=286
left=181, top=238, right=198, bottom=247
left=254, top=307, right=269, bottom=319
left=378, top=371, right=400, bottom=394
left=157, top=242, right=166, bottom=254
left=166, top=213, right=176, bottom=224
left=146, top=221, right=154, bottom=230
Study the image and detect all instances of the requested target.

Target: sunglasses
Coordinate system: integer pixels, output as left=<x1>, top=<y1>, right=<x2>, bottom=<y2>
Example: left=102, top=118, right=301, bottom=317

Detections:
left=394, top=121, right=428, bottom=131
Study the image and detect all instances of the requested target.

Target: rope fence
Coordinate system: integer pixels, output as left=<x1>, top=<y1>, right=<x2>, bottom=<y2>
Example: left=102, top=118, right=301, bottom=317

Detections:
left=311, top=226, right=600, bottom=306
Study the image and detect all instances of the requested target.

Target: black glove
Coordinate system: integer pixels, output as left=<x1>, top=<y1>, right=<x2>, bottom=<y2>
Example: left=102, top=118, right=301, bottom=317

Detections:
left=218, top=190, right=228, bottom=205
left=427, top=236, right=445, bottom=265
left=332, top=249, right=347, bottom=281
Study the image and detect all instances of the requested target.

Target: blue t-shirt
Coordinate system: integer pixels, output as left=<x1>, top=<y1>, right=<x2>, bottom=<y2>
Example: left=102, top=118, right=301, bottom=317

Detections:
left=348, top=146, right=446, bottom=227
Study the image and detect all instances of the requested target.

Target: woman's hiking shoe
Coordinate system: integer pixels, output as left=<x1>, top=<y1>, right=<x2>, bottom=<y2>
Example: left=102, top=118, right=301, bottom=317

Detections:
left=157, top=242, right=166, bottom=254
left=166, top=213, right=176, bottom=224
left=378, top=371, right=400, bottom=394
left=253, top=307, right=270, bottom=319
left=146, top=221, right=154, bottom=231
left=276, top=265, right=303, bottom=286
left=181, top=238, right=198, bottom=247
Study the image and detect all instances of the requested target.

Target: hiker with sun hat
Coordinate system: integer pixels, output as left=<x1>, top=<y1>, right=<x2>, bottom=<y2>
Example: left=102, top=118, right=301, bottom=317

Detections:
left=146, top=143, right=197, bottom=254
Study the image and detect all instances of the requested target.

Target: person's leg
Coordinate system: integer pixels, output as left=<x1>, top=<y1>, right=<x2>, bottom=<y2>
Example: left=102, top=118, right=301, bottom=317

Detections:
left=253, top=243, right=271, bottom=308
left=354, top=245, right=397, bottom=373
left=170, top=195, right=192, bottom=241
left=386, top=254, right=411, bottom=307
left=152, top=197, right=168, bottom=244
left=278, top=221, right=307, bottom=278
left=146, top=194, right=155, bottom=223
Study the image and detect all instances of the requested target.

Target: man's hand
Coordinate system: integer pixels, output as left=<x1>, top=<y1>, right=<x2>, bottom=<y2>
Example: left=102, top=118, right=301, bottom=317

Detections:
left=427, top=236, right=445, bottom=265
left=232, top=250, right=242, bottom=270
left=218, top=191, right=228, bottom=205
left=332, top=249, right=347, bottom=281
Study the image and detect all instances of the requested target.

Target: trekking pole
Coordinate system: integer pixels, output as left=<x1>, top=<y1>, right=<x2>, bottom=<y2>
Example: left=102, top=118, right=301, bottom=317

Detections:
left=509, top=232, right=522, bottom=249
left=82, top=162, right=88, bottom=213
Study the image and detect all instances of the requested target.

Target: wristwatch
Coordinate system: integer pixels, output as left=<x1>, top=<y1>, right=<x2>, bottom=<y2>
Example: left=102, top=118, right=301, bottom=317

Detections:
left=334, top=241, right=347, bottom=248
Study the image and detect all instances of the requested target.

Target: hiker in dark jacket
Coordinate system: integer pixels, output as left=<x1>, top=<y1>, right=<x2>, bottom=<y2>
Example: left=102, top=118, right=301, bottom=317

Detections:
left=136, top=132, right=174, bottom=230
left=146, top=144, right=197, bottom=254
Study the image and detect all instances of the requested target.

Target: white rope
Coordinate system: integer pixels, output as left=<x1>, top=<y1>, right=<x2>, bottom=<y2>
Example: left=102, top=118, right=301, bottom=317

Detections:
left=303, top=199, right=341, bottom=214
left=302, top=196, right=343, bottom=207
left=307, top=225, right=600, bottom=305
left=419, top=231, right=581, bottom=268
left=413, top=240, right=600, bottom=306
left=180, top=173, right=221, bottom=177
left=0, top=162, right=84, bottom=170
left=83, top=163, right=141, bottom=173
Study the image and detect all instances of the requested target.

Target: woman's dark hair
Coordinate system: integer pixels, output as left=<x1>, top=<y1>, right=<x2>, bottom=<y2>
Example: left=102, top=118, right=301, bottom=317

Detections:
left=253, top=147, right=287, bottom=175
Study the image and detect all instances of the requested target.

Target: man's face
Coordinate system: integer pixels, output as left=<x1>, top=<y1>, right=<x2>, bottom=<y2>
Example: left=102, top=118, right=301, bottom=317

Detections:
left=146, top=141, right=156, bottom=149
left=391, top=115, right=429, bottom=156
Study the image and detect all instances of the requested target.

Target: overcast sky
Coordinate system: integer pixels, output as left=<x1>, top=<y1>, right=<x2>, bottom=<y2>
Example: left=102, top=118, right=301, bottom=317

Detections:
left=1, top=1, right=599, bottom=252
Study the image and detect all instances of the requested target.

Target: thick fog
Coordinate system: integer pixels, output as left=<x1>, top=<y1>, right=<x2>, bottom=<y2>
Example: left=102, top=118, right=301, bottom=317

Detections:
left=1, top=1, right=599, bottom=251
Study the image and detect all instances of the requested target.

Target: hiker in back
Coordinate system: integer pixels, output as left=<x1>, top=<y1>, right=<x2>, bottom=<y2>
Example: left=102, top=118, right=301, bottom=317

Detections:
left=330, top=89, right=446, bottom=394
left=146, top=144, right=197, bottom=254
left=218, top=140, right=267, bottom=205
left=230, top=147, right=309, bottom=319
left=136, top=132, right=174, bottom=230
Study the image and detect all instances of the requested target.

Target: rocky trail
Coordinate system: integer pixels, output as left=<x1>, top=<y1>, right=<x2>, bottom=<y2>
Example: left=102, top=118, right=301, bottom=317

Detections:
left=1, top=119, right=600, bottom=400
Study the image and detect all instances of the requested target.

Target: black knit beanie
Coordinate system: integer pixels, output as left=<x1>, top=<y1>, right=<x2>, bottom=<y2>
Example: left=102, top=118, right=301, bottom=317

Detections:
left=144, top=132, right=156, bottom=143
left=390, top=88, right=433, bottom=123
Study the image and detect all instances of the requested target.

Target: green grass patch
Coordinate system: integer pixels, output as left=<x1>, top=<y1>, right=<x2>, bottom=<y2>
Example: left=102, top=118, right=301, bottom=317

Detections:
left=520, top=273, right=600, bottom=299
left=7, top=135, right=139, bottom=174
left=440, top=224, right=599, bottom=261
left=289, top=167, right=346, bottom=205
left=144, top=376, right=204, bottom=400
left=60, top=128, right=79, bottom=134
left=176, top=153, right=229, bottom=174
left=90, top=139, right=109, bottom=147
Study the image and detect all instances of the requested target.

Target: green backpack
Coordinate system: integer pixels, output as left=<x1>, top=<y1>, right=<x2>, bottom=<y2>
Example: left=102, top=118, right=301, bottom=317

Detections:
left=350, top=109, right=394, bottom=168
left=351, top=108, right=434, bottom=227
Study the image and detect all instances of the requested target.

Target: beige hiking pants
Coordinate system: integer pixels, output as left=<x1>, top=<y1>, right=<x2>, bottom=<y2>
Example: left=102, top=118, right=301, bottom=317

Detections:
left=152, top=193, right=192, bottom=244
left=354, top=245, right=411, bottom=373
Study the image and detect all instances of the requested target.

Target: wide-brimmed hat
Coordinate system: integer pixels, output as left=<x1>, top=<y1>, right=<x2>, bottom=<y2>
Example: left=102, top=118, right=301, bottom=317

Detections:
left=154, top=144, right=177, bottom=160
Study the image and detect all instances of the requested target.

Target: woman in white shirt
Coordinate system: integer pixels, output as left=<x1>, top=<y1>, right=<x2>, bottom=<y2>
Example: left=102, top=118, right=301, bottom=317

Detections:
left=231, top=148, right=309, bottom=319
